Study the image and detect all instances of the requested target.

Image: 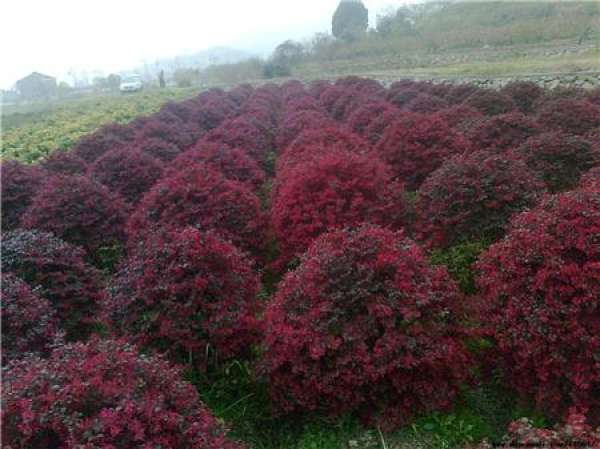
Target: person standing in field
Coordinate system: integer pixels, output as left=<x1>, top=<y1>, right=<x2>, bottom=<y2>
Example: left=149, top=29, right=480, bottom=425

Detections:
left=159, top=70, right=165, bottom=88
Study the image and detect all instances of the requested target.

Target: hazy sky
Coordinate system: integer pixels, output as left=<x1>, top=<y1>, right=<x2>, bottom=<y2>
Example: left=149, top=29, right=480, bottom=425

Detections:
left=1, top=0, right=413, bottom=89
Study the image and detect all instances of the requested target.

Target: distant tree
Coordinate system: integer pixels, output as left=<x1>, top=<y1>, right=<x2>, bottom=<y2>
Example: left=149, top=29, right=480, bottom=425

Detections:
left=332, top=0, right=369, bottom=41
left=106, top=74, right=121, bottom=89
left=376, top=7, right=416, bottom=37
left=272, top=40, right=304, bottom=66
left=173, top=68, right=201, bottom=87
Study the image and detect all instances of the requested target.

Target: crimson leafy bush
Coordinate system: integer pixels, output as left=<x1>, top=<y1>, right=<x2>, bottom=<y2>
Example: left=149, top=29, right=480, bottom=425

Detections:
left=416, top=151, right=544, bottom=248
left=347, top=101, right=398, bottom=137
left=41, top=150, right=87, bottom=175
left=1, top=273, right=59, bottom=363
left=170, top=141, right=266, bottom=190
left=135, top=136, right=182, bottom=161
left=127, top=164, right=265, bottom=255
left=21, top=174, right=127, bottom=254
left=204, top=116, right=274, bottom=161
left=501, top=81, right=544, bottom=115
left=135, top=116, right=198, bottom=150
left=476, top=188, right=600, bottom=421
left=464, top=89, right=516, bottom=116
left=1, top=160, right=46, bottom=230
left=275, top=110, right=336, bottom=151
left=89, top=147, right=163, bottom=204
left=437, top=104, right=483, bottom=133
left=72, top=123, right=135, bottom=162
left=2, top=338, right=244, bottom=449
left=537, top=98, right=600, bottom=136
left=580, top=166, right=600, bottom=189
left=363, top=108, right=405, bottom=144
left=261, top=225, right=470, bottom=429
left=443, top=84, right=479, bottom=105
left=1, top=230, right=103, bottom=340
left=517, top=132, right=600, bottom=193
left=466, top=112, right=542, bottom=153
left=375, top=113, right=470, bottom=190
left=271, top=152, right=406, bottom=264
left=404, top=93, right=449, bottom=113
left=105, top=227, right=261, bottom=367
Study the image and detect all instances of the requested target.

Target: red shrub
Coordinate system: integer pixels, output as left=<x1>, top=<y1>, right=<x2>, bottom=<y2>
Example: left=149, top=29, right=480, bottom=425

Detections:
left=308, top=79, right=331, bottom=98
left=437, top=104, right=483, bottom=133
left=275, top=110, right=336, bottom=151
left=282, top=94, right=323, bottom=114
left=518, top=132, right=600, bottom=193
left=72, top=123, right=135, bottom=162
left=347, top=101, right=398, bottom=137
left=501, top=81, right=544, bottom=114
left=1, top=273, right=59, bottom=363
left=2, top=338, right=244, bottom=449
left=586, top=86, right=600, bottom=107
left=335, top=76, right=385, bottom=96
left=135, top=117, right=197, bottom=149
left=374, top=113, right=470, bottom=190
left=537, top=98, right=600, bottom=136
left=204, top=116, right=274, bottom=161
left=443, top=84, right=480, bottom=104
left=1, top=230, right=103, bottom=340
left=464, top=89, right=516, bottom=116
left=1, top=160, right=46, bottom=230
left=580, top=165, right=600, bottom=189
left=319, top=85, right=347, bottom=112
left=363, top=108, right=405, bottom=144
left=135, top=136, right=181, bottom=162
left=170, top=141, right=266, bottom=190
left=41, top=150, right=87, bottom=175
left=466, top=112, right=542, bottom=153
left=127, top=164, right=264, bottom=255
left=89, top=148, right=163, bottom=204
left=271, top=152, right=406, bottom=264
left=416, top=151, right=544, bottom=248
left=105, top=228, right=261, bottom=367
left=476, top=189, right=600, bottom=421
left=21, top=174, right=127, bottom=255
left=386, top=87, right=421, bottom=109
left=330, top=90, right=370, bottom=121
left=404, top=93, right=449, bottom=113
left=261, top=225, right=470, bottom=428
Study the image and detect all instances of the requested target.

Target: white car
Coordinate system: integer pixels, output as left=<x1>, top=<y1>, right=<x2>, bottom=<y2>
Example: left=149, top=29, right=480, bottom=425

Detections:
left=119, top=75, right=143, bottom=93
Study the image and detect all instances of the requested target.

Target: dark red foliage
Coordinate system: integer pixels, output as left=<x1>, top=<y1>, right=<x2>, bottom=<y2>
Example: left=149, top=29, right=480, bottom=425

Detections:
left=1, top=160, right=46, bottom=230
left=466, top=112, right=542, bottom=153
left=1, top=273, right=59, bottom=363
left=262, top=225, right=470, bottom=428
left=21, top=174, right=127, bottom=254
left=501, top=81, right=545, bottom=114
left=476, top=189, right=600, bottom=421
left=416, top=151, right=545, bottom=248
left=586, top=86, right=600, bottom=107
left=135, top=117, right=198, bottom=149
left=204, top=116, right=274, bottom=160
left=2, top=338, right=244, bottom=449
left=89, top=148, right=163, bottom=204
left=72, top=123, right=135, bottom=162
left=135, top=136, right=181, bottom=162
left=105, top=228, right=261, bottom=367
left=437, top=104, right=483, bottom=133
left=127, top=164, right=265, bottom=255
left=275, top=110, right=336, bottom=151
left=308, top=79, right=331, bottom=98
left=363, top=108, right=405, bottom=144
left=518, top=132, right=600, bottom=193
left=330, top=90, right=371, bottom=121
left=41, top=150, right=87, bottom=175
left=404, top=93, right=449, bottom=113
left=374, top=113, right=470, bottom=190
left=386, top=87, right=421, bottom=109
left=335, top=76, right=385, bottom=97
left=580, top=165, right=600, bottom=189
left=443, top=83, right=480, bottom=104
left=170, top=141, right=266, bottom=190
left=346, top=101, right=398, bottom=137
left=464, top=89, right=516, bottom=116
left=282, top=95, right=323, bottom=114
left=271, top=152, right=407, bottom=264
left=1, top=230, right=103, bottom=340
left=537, top=98, right=600, bottom=136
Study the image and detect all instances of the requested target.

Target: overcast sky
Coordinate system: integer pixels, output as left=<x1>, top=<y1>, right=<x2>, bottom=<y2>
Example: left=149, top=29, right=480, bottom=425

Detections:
left=1, top=0, right=415, bottom=89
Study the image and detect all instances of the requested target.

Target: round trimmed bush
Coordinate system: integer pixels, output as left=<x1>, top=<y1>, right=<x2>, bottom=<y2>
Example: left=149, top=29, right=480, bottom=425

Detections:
left=135, top=136, right=182, bottom=162
left=517, top=132, right=600, bottom=193
left=501, top=81, right=544, bottom=115
left=204, top=116, right=274, bottom=160
left=1, top=160, right=46, bottom=231
left=41, top=150, right=87, bottom=175
left=374, top=113, right=470, bottom=190
left=476, top=188, right=600, bottom=420
left=271, top=152, right=407, bottom=264
left=72, top=123, right=135, bottom=162
left=2, top=338, right=244, bottom=449
left=437, top=104, right=483, bottom=133
left=466, top=112, right=542, bottom=153
left=127, top=164, right=265, bottom=255
left=416, top=151, right=545, bottom=248
left=136, top=116, right=197, bottom=149
left=364, top=108, right=405, bottom=144
left=170, top=141, right=266, bottom=190
left=105, top=227, right=261, bottom=367
left=464, top=89, right=516, bottom=116
left=580, top=166, right=600, bottom=189
left=89, top=147, right=163, bottom=204
left=537, top=98, right=600, bottom=136
left=21, top=174, right=127, bottom=255
left=404, top=93, right=449, bottom=113
left=262, top=225, right=470, bottom=428
left=347, top=101, right=398, bottom=137
left=1, top=230, right=103, bottom=340
left=1, top=273, right=59, bottom=363
left=275, top=110, right=336, bottom=151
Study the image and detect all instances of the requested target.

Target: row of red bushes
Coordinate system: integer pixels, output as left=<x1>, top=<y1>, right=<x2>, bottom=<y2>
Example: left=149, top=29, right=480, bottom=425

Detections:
left=2, top=77, right=599, bottom=447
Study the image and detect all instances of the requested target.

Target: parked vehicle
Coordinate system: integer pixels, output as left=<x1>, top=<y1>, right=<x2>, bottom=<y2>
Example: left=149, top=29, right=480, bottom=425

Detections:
left=119, top=74, right=143, bottom=93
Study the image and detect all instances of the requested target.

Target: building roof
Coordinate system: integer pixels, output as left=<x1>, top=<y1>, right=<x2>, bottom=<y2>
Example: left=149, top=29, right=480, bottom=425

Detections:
left=17, top=72, right=56, bottom=83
